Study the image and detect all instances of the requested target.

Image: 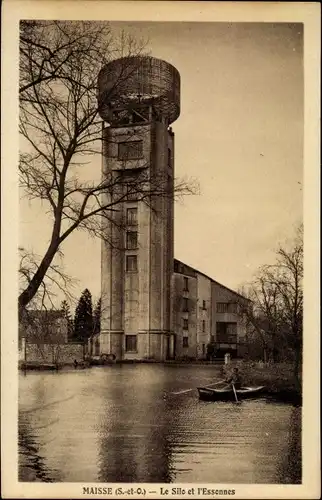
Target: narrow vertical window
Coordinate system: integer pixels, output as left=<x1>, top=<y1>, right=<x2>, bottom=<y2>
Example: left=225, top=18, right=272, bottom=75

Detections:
left=125, top=335, right=137, bottom=352
left=126, top=255, right=137, bottom=272
left=126, top=208, right=138, bottom=226
left=183, top=277, right=189, bottom=291
left=126, top=231, right=138, bottom=250
left=202, top=320, right=206, bottom=333
left=168, top=147, right=172, bottom=167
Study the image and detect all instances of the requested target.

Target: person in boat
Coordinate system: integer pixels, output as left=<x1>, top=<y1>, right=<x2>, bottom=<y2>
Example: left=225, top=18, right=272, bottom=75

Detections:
left=226, top=367, right=242, bottom=390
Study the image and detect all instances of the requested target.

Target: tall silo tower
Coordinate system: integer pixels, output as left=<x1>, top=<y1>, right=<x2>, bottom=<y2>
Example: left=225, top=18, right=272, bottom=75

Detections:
left=97, top=56, right=180, bottom=361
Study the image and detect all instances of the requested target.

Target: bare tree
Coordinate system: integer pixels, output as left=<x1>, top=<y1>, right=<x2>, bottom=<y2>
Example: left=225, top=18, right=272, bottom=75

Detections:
left=20, top=308, right=68, bottom=366
left=19, top=20, right=196, bottom=312
left=261, top=226, right=303, bottom=381
left=236, top=226, right=303, bottom=384
left=19, top=246, right=76, bottom=314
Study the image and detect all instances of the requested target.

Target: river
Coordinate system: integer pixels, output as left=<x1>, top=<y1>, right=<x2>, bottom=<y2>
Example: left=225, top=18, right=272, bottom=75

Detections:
left=19, top=364, right=301, bottom=483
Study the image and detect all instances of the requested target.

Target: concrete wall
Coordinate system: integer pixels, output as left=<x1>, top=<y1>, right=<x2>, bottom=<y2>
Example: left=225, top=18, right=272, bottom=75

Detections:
left=22, top=342, right=84, bottom=364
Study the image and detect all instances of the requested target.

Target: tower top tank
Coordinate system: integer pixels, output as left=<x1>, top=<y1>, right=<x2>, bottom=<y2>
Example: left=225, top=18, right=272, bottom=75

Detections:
left=97, top=56, right=180, bottom=124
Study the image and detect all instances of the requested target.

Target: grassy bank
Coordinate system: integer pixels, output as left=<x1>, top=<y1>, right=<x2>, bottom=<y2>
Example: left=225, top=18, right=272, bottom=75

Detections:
left=222, top=361, right=302, bottom=404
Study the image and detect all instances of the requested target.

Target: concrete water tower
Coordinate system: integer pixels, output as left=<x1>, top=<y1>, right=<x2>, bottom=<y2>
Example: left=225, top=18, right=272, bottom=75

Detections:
left=97, top=56, right=180, bottom=361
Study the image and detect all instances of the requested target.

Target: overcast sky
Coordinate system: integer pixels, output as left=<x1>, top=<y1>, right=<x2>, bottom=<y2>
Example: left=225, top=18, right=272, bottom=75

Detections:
left=20, top=21, right=303, bottom=306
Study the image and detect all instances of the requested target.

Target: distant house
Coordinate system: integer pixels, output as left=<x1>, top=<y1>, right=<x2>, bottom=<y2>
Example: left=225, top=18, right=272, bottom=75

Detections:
left=19, top=309, right=68, bottom=345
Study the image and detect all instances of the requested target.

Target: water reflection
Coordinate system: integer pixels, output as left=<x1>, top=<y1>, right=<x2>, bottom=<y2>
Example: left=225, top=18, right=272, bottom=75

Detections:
left=97, top=368, right=174, bottom=482
left=19, top=365, right=301, bottom=483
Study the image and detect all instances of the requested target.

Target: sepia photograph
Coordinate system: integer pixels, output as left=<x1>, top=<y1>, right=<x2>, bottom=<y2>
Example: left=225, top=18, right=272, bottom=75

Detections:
left=1, top=1, right=320, bottom=499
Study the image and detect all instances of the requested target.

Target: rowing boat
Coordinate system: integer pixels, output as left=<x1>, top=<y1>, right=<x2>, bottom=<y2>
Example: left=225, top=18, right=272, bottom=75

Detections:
left=197, top=385, right=266, bottom=402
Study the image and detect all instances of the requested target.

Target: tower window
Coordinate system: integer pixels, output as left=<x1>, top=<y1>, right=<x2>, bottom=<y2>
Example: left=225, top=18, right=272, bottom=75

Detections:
left=125, top=183, right=139, bottom=201
left=183, top=277, right=189, bottom=291
left=202, top=320, right=206, bottom=332
left=118, top=140, right=143, bottom=160
left=126, top=208, right=138, bottom=226
left=183, top=297, right=189, bottom=312
left=125, top=335, right=137, bottom=352
left=183, top=318, right=189, bottom=330
left=126, top=255, right=137, bottom=272
left=126, top=231, right=138, bottom=250
left=202, top=300, right=206, bottom=310
left=183, top=337, right=189, bottom=348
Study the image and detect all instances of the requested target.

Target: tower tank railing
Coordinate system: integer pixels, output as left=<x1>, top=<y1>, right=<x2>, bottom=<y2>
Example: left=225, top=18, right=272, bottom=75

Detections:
left=97, top=56, right=180, bottom=125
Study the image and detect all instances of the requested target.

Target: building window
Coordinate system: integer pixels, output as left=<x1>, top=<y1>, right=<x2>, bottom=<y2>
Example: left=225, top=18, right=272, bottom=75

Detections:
left=202, top=320, right=206, bottom=333
left=126, top=255, right=137, bottom=272
left=217, top=303, right=228, bottom=313
left=126, top=208, right=138, bottom=226
left=229, top=303, right=238, bottom=313
left=202, top=300, right=206, bottom=310
left=216, top=302, right=238, bottom=314
left=183, top=297, right=189, bottom=312
left=183, top=318, right=189, bottom=330
left=168, top=147, right=172, bottom=167
left=125, top=335, right=137, bottom=352
left=118, top=140, right=143, bottom=160
left=183, top=337, right=189, bottom=348
left=216, top=322, right=237, bottom=343
left=183, top=277, right=189, bottom=291
left=125, top=183, right=138, bottom=201
left=126, top=231, right=138, bottom=250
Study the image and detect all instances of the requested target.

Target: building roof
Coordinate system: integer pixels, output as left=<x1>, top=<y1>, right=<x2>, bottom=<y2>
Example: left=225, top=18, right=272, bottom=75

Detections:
left=174, top=258, right=250, bottom=302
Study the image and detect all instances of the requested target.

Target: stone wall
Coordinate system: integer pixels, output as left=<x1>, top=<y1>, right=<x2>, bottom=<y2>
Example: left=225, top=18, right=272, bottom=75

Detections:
left=22, top=342, right=84, bottom=364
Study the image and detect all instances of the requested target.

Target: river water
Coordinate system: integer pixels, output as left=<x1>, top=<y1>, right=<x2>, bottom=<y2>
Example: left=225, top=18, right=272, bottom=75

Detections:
left=19, top=364, right=301, bottom=484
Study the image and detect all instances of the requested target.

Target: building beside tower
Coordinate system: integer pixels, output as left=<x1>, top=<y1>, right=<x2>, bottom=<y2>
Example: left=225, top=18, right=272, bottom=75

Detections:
left=95, top=56, right=248, bottom=361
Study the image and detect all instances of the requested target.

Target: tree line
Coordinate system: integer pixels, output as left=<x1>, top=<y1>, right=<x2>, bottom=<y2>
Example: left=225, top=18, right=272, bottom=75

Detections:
left=61, top=289, right=101, bottom=343
left=207, top=224, right=303, bottom=386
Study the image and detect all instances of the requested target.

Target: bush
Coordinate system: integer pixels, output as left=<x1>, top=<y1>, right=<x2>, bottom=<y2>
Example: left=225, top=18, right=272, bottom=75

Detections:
left=230, top=360, right=301, bottom=394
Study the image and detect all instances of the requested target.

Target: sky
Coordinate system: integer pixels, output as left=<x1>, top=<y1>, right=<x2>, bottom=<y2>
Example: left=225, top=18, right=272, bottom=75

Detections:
left=19, top=21, right=304, bottom=306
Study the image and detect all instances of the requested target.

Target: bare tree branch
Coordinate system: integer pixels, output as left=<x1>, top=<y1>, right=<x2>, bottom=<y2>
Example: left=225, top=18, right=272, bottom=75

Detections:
left=19, top=21, right=198, bottom=312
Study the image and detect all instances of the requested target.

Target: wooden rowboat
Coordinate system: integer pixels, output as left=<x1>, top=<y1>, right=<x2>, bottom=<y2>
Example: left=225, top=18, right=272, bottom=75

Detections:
left=197, top=385, right=266, bottom=402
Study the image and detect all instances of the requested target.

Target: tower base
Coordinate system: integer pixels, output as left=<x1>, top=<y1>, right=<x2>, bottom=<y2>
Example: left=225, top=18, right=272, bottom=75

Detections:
left=99, top=331, right=176, bottom=361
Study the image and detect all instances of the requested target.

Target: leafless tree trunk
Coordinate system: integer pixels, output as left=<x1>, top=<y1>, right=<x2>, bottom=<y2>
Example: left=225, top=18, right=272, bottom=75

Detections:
left=19, top=246, right=76, bottom=313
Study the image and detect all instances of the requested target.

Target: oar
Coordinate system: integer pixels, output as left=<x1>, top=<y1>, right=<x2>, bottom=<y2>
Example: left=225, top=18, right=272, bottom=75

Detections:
left=232, top=383, right=240, bottom=404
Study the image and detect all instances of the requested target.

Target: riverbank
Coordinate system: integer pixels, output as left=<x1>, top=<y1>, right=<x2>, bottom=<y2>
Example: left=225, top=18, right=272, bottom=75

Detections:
left=19, top=358, right=223, bottom=370
left=223, top=361, right=302, bottom=405
left=19, top=359, right=302, bottom=405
